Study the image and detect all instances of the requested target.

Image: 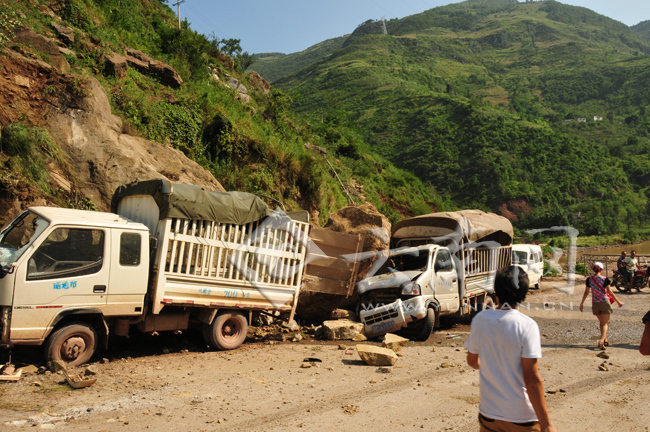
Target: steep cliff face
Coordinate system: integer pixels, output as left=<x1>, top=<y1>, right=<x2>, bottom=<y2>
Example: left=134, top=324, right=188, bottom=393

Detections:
left=0, top=34, right=223, bottom=224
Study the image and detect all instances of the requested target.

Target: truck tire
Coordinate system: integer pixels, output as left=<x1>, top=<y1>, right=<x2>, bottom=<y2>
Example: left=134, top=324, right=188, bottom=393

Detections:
left=45, top=323, right=97, bottom=367
left=203, top=311, right=248, bottom=350
left=402, top=307, right=437, bottom=342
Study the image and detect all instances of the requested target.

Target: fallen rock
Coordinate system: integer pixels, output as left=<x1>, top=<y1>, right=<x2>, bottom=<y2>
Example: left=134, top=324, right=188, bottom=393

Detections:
left=14, top=75, right=30, bottom=88
left=331, top=308, right=355, bottom=320
left=51, top=21, right=75, bottom=45
left=322, top=319, right=364, bottom=340
left=47, top=360, right=67, bottom=373
left=21, top=365, right=39, bottom=375
left=352, top=333, right=367, bottom=342
left=376, top=366, right=393, bottom=373
left=356, top=344, right=398, bottom=366
left=282, top=320, right=300, bottom=332
left=105, top=53, right=128, bottom=79
left=598, top=363, right=608, bottom=371
left=292, top=333, right=304, bottom=342
left=300, top=363, right=312, bottom=369
left=84, top=365, right=99, bottom=376
left=382, top=333, right=409, bottom=352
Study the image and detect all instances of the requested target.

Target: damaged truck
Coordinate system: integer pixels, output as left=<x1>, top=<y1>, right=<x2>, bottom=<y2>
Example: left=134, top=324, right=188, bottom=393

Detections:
left=358, top=210, right=513, bottom=340
left=0, top=180, right=310, bottom=365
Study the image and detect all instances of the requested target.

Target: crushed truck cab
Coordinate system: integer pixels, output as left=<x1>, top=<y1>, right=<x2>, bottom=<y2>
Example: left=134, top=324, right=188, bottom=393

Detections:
left=358, top=210, right=513, bottom=340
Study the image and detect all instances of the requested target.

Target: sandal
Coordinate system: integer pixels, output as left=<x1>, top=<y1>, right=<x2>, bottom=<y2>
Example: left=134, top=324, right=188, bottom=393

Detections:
left=604, top=341, right=609, bottom=347
left=597, top=343, right=606, bottom=350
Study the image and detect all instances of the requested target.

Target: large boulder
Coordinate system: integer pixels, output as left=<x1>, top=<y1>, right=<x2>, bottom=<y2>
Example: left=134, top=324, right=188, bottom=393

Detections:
left=46, top=77, right=224, bottom=209
left=356, top=344, right=398, bottom=366
left=125, top=48, right=183, bottom=88
left=104, top=53, right=127, bottom=79
left=325, top=203, right=391, bottom=259
left=322, top=319, right=364, bottom=340
left=12, top=28, right=69, bottom=73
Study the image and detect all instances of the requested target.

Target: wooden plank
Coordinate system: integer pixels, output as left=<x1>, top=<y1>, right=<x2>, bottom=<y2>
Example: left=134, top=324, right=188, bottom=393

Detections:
left=305, top=261, right=353, bottom=281
left=301, top=275, right=349, bottom=296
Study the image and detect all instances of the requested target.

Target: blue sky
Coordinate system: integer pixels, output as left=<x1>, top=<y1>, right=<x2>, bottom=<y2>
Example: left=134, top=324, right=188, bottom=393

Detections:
left=170, top=0, right=650, bottom=54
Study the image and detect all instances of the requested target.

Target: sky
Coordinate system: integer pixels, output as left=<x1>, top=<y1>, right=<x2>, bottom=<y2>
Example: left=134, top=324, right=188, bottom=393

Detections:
left=169, top=0, right=650, bottom=54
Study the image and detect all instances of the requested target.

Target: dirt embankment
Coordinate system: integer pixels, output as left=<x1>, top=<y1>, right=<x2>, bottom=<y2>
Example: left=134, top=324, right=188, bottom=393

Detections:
left=0, top=26, right=224, bottom=225
left=1, top=276, right=648, bottom=431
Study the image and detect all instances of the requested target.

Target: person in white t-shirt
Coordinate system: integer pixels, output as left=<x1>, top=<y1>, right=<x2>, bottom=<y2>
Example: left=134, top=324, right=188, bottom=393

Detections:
left=466, top=266, right=556, bottom=432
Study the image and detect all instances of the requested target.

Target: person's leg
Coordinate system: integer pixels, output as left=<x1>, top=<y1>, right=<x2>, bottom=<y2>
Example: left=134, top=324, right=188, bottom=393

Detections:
left=597, top=313, right=610, bottom=347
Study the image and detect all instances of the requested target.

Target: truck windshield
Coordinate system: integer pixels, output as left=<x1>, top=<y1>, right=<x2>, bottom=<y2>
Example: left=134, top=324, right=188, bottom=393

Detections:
left=377, top=249, right=429, bottom=274
left=512, top=250, right=528, bottom=264
left=0, top=211, right=49, bottom=266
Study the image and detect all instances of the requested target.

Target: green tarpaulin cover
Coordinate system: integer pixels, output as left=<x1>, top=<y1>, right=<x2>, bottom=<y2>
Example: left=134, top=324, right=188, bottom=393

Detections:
left=111, top=179, right=271, bottom=224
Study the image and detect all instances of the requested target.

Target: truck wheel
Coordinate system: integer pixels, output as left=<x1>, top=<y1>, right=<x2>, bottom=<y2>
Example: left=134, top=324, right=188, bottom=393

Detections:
left=204, top=311, right=248, bottom=350
left=45, top=323, right=97, bottom=367
left=402, top=307, right=436, bottom=342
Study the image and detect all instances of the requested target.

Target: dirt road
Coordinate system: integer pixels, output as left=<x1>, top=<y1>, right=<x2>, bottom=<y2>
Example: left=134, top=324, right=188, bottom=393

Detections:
left=1, top=276, right=649, bottom=431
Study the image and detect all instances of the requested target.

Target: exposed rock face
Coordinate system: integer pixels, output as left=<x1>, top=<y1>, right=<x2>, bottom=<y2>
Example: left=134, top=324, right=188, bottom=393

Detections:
left=248, top=71, right=271, bottom=94
left=356, top=344, right=398, bottom=366
left=321, top=319, right=364, bottom=340
left=104, top=53, right=127, bottom=79
left=218, top=53, right=235, bottom=70
left=12, top=28, right=70, bottom=74
left=125, top=48, right=183, bottom=88
left=46, top=77, right=224, bottom=209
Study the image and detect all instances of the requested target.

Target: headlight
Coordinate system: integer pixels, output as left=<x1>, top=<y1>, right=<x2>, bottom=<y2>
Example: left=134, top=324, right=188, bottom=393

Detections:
left=401, top=282, right=420, bottom=295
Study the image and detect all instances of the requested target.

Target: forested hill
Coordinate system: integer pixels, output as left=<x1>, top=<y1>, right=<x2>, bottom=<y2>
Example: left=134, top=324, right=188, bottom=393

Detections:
left=251, top=0, right=650, bottom=235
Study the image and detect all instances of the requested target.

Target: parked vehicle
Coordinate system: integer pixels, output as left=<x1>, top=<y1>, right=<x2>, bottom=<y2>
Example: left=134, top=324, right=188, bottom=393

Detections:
left=612, top=264, right=649, bottom=292
left=512, top=244, right=543, bottom=289
left=358, top=210, right=513, bottom=340
left=0, top=180, right=310, bottom=365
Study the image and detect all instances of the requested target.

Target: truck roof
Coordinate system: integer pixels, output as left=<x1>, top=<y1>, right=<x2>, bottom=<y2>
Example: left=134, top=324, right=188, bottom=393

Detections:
left=29, top=207, right=148, bottom=231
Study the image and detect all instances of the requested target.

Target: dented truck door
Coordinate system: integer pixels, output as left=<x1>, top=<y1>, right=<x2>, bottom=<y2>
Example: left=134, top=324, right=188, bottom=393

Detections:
left=433, top=248, right=459, bottom=312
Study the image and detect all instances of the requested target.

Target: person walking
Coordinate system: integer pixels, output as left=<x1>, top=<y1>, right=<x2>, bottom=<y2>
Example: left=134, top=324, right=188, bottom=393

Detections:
left=466, top=266, right=556, bottom=432
left=580, top=261, right=623, bottom=349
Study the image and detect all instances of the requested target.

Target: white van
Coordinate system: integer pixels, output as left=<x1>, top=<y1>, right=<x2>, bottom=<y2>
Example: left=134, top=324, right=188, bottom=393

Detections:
left=512, top=244, right=543, bottom=289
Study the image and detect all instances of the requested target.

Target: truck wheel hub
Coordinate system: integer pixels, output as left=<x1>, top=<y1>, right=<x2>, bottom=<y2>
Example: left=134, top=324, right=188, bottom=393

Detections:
left=62, top=336, right=85, bottom=360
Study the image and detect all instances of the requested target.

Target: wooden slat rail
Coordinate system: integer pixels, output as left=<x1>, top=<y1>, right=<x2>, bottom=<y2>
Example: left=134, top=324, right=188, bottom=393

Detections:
left=163, top=217, right=309, bottom=287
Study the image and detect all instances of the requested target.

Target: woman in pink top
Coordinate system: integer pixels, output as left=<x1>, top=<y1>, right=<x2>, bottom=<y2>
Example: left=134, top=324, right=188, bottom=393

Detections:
left=580, top=261, right=624, bottom=349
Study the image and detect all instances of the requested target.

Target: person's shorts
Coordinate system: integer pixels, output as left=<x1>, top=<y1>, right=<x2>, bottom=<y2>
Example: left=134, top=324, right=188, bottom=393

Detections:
left=479, top=413, right=541, bottom=432
left=592, top=301, right=612, bottom=315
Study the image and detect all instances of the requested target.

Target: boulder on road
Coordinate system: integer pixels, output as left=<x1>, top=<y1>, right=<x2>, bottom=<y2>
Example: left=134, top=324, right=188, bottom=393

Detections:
left=322, top=319, right=364, bottom=340
left=356, top=344, right=398, bottom=366
left=382, top=333, right=409, bottom=352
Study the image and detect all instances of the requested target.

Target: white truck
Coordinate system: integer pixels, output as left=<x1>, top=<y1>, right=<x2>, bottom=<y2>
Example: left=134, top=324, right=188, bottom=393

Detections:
left=358, top=210, right=513, bottom=339
left=0, top=180, right=309, bottom=365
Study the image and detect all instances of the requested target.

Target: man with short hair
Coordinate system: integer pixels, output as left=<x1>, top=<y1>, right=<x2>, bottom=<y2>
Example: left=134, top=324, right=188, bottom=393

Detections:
left=625, top=250, right=639, bottom=290
left=466, top=266, right=555, bottom=432
left=617, top=251, right=627, bottom=272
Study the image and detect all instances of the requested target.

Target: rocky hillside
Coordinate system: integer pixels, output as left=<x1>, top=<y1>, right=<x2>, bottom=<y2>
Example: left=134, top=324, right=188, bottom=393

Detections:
left=0, top=0, right=443, bottom=226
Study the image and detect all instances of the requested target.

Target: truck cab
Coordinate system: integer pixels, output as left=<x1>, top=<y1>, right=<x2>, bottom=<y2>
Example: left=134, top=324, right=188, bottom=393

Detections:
left=0, top=207, right=149, bottom=363
left=358, top=244, right=458, bottom=339
left=512, top=244, right=543, bottom=289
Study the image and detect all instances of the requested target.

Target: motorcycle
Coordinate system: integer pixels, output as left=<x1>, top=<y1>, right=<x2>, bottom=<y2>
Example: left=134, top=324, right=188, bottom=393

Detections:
left=612, top=266, right=649, bottom=292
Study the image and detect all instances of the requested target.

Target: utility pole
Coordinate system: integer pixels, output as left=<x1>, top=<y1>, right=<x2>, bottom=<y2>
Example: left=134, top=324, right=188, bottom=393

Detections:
left=172, top=0, right=186, bottom=30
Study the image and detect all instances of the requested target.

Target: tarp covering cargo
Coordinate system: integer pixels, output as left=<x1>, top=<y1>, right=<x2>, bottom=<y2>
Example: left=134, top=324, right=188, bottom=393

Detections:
left=111, top=179, right=271, bottom=224
left=392, top=210, right=513, bottom=246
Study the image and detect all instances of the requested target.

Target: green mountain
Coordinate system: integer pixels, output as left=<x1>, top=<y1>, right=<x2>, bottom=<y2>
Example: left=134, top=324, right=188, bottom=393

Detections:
left=250, top=36, right=347, bottom=83
left=632, top=20, right=650, bottom=42
left=0, top=0, right=443, bottom=225
left=255, top=0, right=650, bottom=235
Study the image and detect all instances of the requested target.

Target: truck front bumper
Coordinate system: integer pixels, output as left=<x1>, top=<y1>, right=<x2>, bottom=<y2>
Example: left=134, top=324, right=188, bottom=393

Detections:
left=360, top=297, right=428, bottom=336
